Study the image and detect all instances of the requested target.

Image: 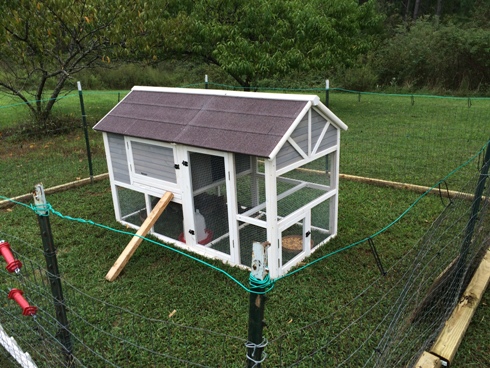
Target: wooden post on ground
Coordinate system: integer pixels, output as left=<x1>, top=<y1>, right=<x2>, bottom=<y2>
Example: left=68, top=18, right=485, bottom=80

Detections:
left=414, top=351, right=442, bottom=368
left=105, top=192, right=173, bottom=282
left=414, top=247, right=490, bottom=367
left=429, top=248, right=490, bottom=365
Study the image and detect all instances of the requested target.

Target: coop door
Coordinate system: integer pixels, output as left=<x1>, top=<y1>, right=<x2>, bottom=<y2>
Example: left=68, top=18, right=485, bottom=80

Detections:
left=186, top=152, right=230, bottom=255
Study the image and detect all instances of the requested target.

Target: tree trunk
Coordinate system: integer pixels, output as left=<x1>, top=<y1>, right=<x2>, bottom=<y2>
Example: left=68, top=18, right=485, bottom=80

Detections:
left=413, top=0, right=422, bottom=20
left=436, top=0, right=443, bottom=17
left=405, top=0, right=412, bottom=22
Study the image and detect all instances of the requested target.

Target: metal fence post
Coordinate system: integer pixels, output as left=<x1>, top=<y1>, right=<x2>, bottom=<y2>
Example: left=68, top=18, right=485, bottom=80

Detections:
left=246, top=241, right=270, bottom=368
left=33, top=184, right=73, bottom=366
left=325, top=79, right=330, bottom=108
left=77, top=81, right=94, bottom=184
left=458, top=140, right=490, bottom=267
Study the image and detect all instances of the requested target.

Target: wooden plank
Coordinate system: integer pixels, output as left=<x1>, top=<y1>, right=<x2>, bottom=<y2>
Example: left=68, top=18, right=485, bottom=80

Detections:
left=105, top=191, right=174, bottom=282
left=292, top=168, right=480, bottom=201
left=429, top=247, right=490, bottom=364
left=0, top=173, right=109, bottom=210
left=413, top=351, right=442, bottom=368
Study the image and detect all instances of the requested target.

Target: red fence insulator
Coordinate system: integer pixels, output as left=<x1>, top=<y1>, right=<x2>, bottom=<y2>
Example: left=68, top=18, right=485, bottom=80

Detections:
left=0, top=240, right=22, bottom=273
left=8, top=289, right=37, bottom=316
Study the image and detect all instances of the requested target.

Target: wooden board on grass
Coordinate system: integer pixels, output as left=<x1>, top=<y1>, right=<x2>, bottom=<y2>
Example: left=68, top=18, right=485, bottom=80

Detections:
left=429, top=248, right=490, bottom=364
left=105, top=192, right=173, bottom=282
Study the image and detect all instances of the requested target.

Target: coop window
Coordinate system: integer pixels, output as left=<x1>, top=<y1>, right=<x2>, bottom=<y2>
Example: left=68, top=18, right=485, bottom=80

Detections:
left=129, top=140, right=176, bottom=182
left=116, top=186, right=146, bottom=228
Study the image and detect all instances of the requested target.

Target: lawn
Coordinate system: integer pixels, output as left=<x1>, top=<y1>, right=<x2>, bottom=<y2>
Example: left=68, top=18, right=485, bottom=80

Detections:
left=0, top=88, right=489, bottom=367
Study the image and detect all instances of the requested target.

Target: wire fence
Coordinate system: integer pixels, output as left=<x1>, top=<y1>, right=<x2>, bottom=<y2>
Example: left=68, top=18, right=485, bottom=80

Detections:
left=265, top=165, right=490, bottom=367
left=0, top=85, right=489, bottom=367
left=0, top=232, right=247, bottom=368
left=0, top=150, right=488, bottom=367
left=1, top=85, right=489, bottom=199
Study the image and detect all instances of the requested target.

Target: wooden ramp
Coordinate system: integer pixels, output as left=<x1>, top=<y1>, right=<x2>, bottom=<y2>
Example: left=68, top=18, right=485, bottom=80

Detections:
left=105, top=192, right=174, bottom=282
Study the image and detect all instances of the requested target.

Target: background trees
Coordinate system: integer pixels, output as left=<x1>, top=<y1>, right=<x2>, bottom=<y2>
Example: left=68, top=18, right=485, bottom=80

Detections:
left=175, top=0, right=383, bottom=90
left=0, top=0, right=150, bottom=126
left=0, top=0, right=489, bottom=128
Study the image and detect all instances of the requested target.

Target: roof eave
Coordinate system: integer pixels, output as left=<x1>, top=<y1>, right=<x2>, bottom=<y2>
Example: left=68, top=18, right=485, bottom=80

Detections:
left=268, top=101, right=313, bottom=160
left=93, top=91, right=132, bottom=132
left=315, top=102, right=348, bottom=131
left=131, top=86, right=321, bottom=104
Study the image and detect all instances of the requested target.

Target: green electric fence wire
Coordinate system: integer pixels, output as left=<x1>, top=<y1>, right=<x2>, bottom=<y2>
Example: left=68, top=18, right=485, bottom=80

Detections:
left=2, top=85, right=489, bottom=111
left=1, top=139, right=487, bottom=292
left=0, top=93, right=79, bottom=109
left=50, top=205, right=273, bottom=294
left=330, top=87, right=490, bottom=100
left=0, top=194, right=272, bottom=294
left=0, top=90, right=127, bottom=110
left=204, top=82, right=325, bottom=93
left=188, top=82, right=490, bottom=101
left=0, top=142, right=487, bottom=294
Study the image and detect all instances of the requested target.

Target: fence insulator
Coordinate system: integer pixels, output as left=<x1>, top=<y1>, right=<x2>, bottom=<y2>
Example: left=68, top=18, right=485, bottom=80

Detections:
left=8, top=289, right=37, bottom=316
left=0, top=240, right=22, bottom=273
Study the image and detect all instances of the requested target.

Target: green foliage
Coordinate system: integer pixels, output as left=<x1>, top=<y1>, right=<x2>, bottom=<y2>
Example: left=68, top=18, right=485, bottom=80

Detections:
left=75, top=60, right=235, bottom=90
left=335, top=56, right=379, bottom=91
left=374, top=18, right=490, bottom=92
left=152, top=0, right=384, bottom=89
left=0, top=0, right=146, bottom=124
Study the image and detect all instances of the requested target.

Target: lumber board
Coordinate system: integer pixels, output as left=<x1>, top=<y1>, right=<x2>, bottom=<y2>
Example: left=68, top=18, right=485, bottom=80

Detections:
left=294, top=166, right=479, bottom=200
left=413, top=351, right=442, bottom=368
left=339, top=173, right=478, bottom=201
left=429, top=247, right=490, bottom=363
left=0, top=173, right=109, bottom=209
left=105, top=191, right=173, bottom=282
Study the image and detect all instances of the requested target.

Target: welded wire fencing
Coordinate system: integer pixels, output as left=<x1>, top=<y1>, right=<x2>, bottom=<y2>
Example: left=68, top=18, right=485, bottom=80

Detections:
left=0, top=148, right=488, bottom=367
left=264, top=162, right=490, bottom=367
left=1, top=85, right=489, bottom=199
left=0, top=85, right=489, bottom=367
left=0, top=232, right=247, bottom=368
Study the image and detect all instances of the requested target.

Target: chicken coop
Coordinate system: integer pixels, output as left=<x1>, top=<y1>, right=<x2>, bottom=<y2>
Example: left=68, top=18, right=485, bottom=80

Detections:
left=93, top=86, right=348, bottom=278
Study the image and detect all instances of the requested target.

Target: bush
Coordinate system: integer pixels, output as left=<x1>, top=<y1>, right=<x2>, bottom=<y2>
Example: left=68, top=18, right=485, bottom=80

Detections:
left=76, top=60, right=236, bottom=90
left=374, top=18, right=490, bottom=93
left=336, top=63, right=379, bottom=92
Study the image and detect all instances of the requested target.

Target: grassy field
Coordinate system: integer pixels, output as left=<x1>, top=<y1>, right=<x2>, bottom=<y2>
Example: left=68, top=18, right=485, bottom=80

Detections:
left=0, top=89, right=489, bottom=366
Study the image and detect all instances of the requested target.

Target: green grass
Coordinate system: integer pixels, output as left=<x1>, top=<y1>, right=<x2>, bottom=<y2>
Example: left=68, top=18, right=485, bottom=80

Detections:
left=0, top=89, right=127, bottom=131
left=0, top=176, right=446, bottom=366
left=0, top=89, right=489, bottom=366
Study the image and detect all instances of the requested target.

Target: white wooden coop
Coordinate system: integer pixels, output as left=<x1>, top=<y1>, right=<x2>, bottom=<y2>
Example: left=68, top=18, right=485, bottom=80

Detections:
left=94, top=86, right=347, bottom=278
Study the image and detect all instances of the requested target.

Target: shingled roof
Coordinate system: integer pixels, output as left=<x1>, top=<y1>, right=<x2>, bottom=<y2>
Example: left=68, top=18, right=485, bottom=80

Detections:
left=93, top=86, right=346, bottom=158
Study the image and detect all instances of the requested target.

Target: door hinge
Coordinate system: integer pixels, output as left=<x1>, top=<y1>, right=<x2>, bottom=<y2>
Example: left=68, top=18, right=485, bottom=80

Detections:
left=182, top=161, right=189, bottom=167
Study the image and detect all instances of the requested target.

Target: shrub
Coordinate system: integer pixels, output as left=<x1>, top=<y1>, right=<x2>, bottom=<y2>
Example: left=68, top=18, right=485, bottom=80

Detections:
left=374, top=18, right=490, bottom=93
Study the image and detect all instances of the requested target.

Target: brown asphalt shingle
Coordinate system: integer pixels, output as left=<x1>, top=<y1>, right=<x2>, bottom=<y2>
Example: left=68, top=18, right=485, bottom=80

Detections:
left=94, top=90, right=309, bottom=158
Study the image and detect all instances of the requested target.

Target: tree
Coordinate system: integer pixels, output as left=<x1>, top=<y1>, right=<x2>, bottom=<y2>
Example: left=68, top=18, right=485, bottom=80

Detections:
left=0, top=0, right=148, bottom=127
left=150, top=0, right=384, bottom=90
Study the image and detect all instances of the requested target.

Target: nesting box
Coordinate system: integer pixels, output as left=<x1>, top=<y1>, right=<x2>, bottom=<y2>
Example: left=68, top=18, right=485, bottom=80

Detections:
left=94, top=87, right=347, bottom=278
